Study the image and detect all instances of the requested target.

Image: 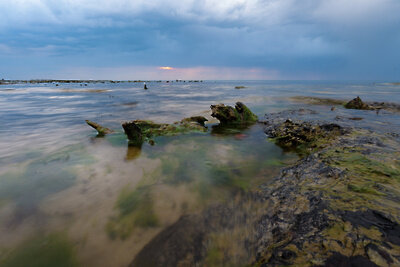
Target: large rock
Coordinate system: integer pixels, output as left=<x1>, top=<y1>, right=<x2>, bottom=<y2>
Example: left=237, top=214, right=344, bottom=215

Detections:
left=344, top=96, right=372, bottom=110
left=122, top=119, right=207, bottom=145
left=122, top=121, right=143, bottom=146
left=210, top=102, right=257, bottom=124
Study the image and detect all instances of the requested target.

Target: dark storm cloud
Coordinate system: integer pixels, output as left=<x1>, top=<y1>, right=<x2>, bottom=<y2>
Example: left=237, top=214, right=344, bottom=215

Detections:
left=0, top=0, right=399, bottom=79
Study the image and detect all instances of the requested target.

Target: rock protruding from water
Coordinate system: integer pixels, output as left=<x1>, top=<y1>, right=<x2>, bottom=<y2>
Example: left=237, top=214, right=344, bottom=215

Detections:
left=122, top=119, right=208, bottom=145
left=181, top=116, right=208, bottom=126
left=85, top=120, right=113, bottom=136
left=122, top=121, right=143, bottom=146
left=344, top=96, right=371, bottom=110
left=264, top=118, right=346, bottom=154
left=210, top=102, right=258, bottom=124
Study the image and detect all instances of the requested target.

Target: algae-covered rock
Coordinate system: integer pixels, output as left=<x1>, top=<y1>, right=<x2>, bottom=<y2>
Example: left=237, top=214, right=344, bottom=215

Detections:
left=122, top=121, right=143, bottom=146
left=344, top=96, right=372, bottom=110
left=181, top=116, right=208, bottom=126
left=85, top=120, right=113, bottom=136
left=210, top=102, right=257, bottom=124
left=264, top=119, right=346, bottom=154
left=122, top=119, right=207, bottom=144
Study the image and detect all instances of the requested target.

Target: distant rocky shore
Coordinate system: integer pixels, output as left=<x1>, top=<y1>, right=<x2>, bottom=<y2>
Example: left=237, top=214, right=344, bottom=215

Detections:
left=0, top=79, right=203, bottom=85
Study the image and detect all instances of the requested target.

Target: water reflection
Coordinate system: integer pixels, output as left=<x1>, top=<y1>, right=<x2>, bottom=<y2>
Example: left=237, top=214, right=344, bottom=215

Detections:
left=125, top=144, right=142, bottom=161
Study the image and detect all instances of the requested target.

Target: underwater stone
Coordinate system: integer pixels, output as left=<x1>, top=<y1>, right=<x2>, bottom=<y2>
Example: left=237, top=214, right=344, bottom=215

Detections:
left=210, top=102, right=258, bottom=124
left=85, top=120, right=113, bottom=136
left=344, top=96, right=372, bottom=110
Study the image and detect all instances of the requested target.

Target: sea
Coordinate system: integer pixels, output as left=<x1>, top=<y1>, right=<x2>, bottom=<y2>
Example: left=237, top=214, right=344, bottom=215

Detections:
left=0, top=80, right=399, bottom=266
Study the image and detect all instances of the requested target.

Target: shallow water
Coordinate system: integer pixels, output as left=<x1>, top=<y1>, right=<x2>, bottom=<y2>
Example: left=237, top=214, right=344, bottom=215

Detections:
left=0, top=80, right=399, bottom=266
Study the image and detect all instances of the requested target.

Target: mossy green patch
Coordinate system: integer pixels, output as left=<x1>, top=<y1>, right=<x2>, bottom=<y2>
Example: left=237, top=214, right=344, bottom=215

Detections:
left=0, top=233, right=78, bottom=267
left=323, top=148, right=400, bottom=183
left=106, top=186, right=159, bottom=239
left=135, top=120, right=207, bottom=138
left=210, top=102, right=258, bottom=125
left=204, top=247, right=224, bottom=267
left=347, top=184, right=383, bottom=195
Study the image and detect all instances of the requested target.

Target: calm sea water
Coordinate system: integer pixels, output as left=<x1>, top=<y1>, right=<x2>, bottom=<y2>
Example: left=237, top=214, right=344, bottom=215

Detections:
left=0, top=80, right=399, bottom=266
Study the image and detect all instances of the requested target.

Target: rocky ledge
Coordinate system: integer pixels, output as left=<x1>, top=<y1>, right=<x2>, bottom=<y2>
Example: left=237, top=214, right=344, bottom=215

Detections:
left=130, top=109, right=400, bottom=267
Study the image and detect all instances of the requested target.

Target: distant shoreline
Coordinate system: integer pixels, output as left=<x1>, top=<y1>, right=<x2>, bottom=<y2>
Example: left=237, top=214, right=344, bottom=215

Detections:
left=0, top=79, right=203, bottom=85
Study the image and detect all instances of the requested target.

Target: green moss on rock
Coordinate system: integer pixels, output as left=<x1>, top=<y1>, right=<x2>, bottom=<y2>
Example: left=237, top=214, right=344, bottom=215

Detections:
left=210, top=102, right=258, bottom=124
left=106, top=186, right=159, bottom=239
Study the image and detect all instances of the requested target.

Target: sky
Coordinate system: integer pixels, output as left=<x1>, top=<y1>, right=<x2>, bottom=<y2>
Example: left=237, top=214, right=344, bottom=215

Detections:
left=0, top=0, right=399, bottom=80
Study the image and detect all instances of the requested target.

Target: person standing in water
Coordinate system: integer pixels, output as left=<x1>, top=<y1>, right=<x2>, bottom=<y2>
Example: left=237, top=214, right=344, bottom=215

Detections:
left=144, top=82, right=148, bottom=90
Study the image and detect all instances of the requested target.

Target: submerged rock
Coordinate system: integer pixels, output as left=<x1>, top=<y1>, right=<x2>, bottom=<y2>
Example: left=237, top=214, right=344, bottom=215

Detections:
left=85, top=120, right=113, bottom=136
left=210, top=102, right=258, bottom=124
left=344, top=96, right=372, bottom=110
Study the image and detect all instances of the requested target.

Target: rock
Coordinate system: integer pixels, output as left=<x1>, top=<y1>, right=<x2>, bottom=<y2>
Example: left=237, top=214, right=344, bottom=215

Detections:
left=210, top=102, right=258, bottom=124
left=320, top=253, right=379, bottom=267
left=122, top=119, right=208, bottom=145
left=264, top=119, right=347, bottom=154
left=85, top=120, right=113, bottom=136
left=181, top=116, right=208, bottom=126
left=122, top=121, right=143, bottom=146
left=130, top=215, right=206, bottom=267
left=344, top=96, right=372, bottom=110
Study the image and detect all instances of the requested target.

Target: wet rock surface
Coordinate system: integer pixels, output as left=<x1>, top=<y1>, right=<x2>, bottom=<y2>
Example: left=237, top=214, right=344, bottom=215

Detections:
left=344, top=96, right=372, bottom=110
left=130, top=109, right=400, bottom=267
left=291, top=95, right=400, bottom=114
left=122, top=119, right=207, bottom=145
left=210, top=102, right=258, bottom=124
left=180, top=116, right=208, bottom=126
left=85, top=120, right=113, bottom=136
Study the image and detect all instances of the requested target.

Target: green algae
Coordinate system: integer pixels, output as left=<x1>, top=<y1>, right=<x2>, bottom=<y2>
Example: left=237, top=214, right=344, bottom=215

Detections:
left=0, top=233, right=78, bottom=267
left=347, top=184, right=383, bottom=195
left=210, top=102, right=258, bottom=125
left=267, top=121, right=343, bottom=156
left=133, top=119, right=207, bottom=138
left=204, top=246, right=224, bottom=267
left=106, top=186, right=159, bottom=240
left=323, top=147, right=400, bottom=182
left=122, top=119, right=208, bottom=146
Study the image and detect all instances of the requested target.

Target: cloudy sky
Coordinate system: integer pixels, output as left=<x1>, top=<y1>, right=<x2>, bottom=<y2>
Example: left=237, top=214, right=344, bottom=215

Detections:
left=0, top=0, right=399, bottom=80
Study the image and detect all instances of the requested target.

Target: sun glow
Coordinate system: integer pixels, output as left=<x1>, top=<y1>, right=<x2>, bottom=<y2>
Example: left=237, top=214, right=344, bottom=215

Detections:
left=159, top=66, right=174, bottom=70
